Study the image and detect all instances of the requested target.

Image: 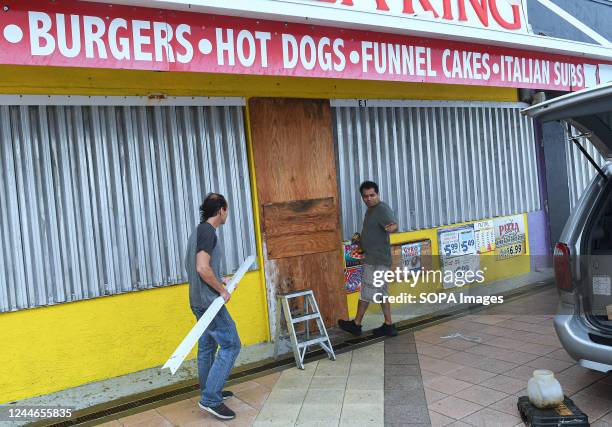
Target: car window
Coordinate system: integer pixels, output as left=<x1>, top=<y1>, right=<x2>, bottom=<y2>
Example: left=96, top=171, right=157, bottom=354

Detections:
left=589, top=195, right=612, bottom=253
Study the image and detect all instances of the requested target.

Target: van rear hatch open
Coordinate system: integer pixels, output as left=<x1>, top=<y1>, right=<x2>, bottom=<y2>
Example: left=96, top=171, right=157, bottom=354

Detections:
left=522, top=83, right=612, bottom=159
left=523, top=83, right=612, bottom=333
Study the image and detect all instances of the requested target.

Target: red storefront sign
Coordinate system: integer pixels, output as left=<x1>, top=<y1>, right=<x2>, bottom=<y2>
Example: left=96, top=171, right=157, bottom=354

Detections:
left=0, top=0, right=607, bottom=90
left=311, top=0, right=528, bottom=32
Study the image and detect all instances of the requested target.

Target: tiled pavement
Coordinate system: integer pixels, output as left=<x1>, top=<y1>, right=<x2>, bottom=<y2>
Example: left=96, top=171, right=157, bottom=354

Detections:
left=101, top=287, right=612, bottom=426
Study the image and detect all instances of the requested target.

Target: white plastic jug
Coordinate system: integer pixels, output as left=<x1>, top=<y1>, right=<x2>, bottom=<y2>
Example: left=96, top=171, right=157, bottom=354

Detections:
left=527, top=369, right=564, bottom=409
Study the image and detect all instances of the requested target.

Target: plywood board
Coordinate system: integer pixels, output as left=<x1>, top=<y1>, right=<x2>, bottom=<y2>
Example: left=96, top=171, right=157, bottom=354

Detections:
left=263, top=197, right=337, bottom=236
left=249, top=98, right=339, bottom=205
left=266, top=230, right=338, bottom=259
left=263, top=197, right=338, bottom=259
left=275, top=251, right=347, bottom=326
left=249, top=98, right=348, bottom=325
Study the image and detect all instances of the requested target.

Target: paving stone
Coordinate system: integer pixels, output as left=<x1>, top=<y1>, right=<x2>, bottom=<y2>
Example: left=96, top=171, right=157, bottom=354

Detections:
left=569, top=394, right=612, bottom=421
left=235, top=384, right=272, bottom=409
left=385, top=388, right=429, bottom=423
left=385, top=388, right=427, bottom=407
left=504, top=364, right=540, bottom=382
left=227, top=380, right=262, bottom=393
left=385, top=341, right=417, bottom=354
left=385, top=374, right=425, bottom=391
left=253, top=372, right=282, bottom=390
left=387, top=332, right=416, bottom=344
left=119, top=410, right=172, bottom=427
left=443, top=350, right=482, bottom=367
left=471, top=357, right=519, bottom=374
left=344, top=389, right=384, bottom=405
left=303, top=389, right=344, bottom=406
left=385, top=364, right=421, bottom=377
left=297, top=401, right=343, bottom=423
left=428, top=396, right=483, bottom=420
left=592, top=409, right=612, bottom=425
left=457, top=384, right=508, bottom=406
left=253, top=403, right=302, bottom=425
left=479, top=375, right=526, bottom=395
left=296, top=419, right=341, bottom=427
left=417, top=344, right=459, bottom=359
left=572, top=380, right=612, bottom=402
left=418, top=356, right=464, bottom=375
left=385, top=424, right=431, bottom=427
left=351, top=363, right=384, bottom=377
left=424, top=387, right=449, bottom=404
left=385, top=401, right=431, bottom=425
left=424, top=376, right=472, bottom=394
left=437, top=338, right=480, bottom=351
left=340, top=402, right=383, bottom=426
left=445, top=366, right=497, bottom=384
left=489, top=395, right=522, bottom=417
left=315, top=361, right=350, bottom=377
left=547, top=348, right=576, bottom=363
left=461, top=407, right=522, bottom=427
left=266, top=388, right=308, bottom=405
left=526, top=356, right=575, bottom=373
left=421, top=369, right=443, bottom=382
left=492, top=349, right=540, bottom=365
left=308, top=376, right=348, bottom=390
left=385, top=353, right=420, bottom=365
left=445, top=421, right=473, bottom=427
left=346, top=374, right=385, bottom=390
left=429, top=410, right=455, bottom=427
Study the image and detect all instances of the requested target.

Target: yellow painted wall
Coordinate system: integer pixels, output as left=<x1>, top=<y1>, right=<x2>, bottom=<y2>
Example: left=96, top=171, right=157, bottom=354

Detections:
left=346, top=213, right=532, bottom=318
left=0, top=272, right=267, bottom=403
left=0, top=64, right=520, bottom=402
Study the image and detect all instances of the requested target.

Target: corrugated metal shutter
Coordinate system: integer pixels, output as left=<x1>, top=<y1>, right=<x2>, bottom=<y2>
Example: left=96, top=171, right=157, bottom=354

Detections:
left=332, top=101, right=540, bottom=239
left=0, top=101, right=255, bottom=312
left=565, top=126, right=606, bottom=210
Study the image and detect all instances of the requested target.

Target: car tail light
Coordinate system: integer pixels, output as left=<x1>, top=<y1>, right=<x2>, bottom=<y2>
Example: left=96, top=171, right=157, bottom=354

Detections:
left=554, top=242, right=573, bottom=291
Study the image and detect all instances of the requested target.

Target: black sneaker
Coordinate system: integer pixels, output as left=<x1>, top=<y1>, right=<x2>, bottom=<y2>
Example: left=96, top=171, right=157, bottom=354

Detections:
left=338, top=319, right=362, bottom=336
left=222, top=390, right=234, bottom=400
left=372, top=323, right=398, bottom=337
left=198, top=402, right=236, bottom=420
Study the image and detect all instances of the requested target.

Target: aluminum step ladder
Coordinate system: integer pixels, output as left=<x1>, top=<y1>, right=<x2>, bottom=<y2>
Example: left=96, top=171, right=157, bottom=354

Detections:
left=273, top=289, right=336, bottom=369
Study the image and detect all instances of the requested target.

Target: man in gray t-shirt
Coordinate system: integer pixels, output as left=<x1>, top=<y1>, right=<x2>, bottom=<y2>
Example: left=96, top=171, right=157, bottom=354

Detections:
left=184, top=193, right=241, bottom=421
left=186, top=220, right=225, bottom=308
left=339, top=181, right=399, bottom=337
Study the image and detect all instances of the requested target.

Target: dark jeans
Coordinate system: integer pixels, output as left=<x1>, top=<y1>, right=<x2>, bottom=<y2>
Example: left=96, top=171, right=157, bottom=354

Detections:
left=191, top=305, right=241, bottom=407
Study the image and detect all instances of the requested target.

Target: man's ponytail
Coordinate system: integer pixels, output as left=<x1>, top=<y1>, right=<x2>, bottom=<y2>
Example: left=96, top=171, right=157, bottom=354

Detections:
left=199, top=193, right=228, bottom=223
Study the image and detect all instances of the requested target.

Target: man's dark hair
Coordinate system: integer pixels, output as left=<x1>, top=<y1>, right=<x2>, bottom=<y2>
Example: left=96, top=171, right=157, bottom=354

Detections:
left=359, top=181, right=379, bottom=195
left=200, top=193, right=228, bottom=223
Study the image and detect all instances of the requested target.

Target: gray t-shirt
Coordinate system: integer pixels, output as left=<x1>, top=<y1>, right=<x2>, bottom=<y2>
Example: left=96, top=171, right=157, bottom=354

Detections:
left=361, top=201, right=397, bottom=267
left=185, top=222, right=224, bottom=309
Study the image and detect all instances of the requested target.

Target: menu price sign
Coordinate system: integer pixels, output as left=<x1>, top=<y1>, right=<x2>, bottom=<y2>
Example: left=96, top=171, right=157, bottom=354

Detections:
left=438, top=225, right=480, bottom=289
left=493, top=215, right=526, bottom=260
left=474, top=220, right=495, bottom=254
left=402, top=242, right=422, bottom=271
left=391, top=239, right=432, bottom=271
left=439, top=225, right=477, bottom=257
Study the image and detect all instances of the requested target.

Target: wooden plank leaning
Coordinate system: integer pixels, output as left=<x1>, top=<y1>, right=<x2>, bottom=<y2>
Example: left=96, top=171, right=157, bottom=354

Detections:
left=162, top=255, right=257, bottom=375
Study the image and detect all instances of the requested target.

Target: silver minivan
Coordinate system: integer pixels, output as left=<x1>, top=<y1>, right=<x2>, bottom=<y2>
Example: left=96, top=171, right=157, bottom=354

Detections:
left=523, top=83, right=612, bottom=373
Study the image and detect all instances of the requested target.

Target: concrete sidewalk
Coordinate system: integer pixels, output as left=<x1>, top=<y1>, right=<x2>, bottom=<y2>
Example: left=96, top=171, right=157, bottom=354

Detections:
left=12, top=270, right=554, bottom=419
left=97, top=286, right=612, bottom=427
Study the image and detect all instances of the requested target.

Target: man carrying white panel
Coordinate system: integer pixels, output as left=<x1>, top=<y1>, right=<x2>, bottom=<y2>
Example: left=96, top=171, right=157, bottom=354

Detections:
left=185, top=193, right=240, bottom=421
